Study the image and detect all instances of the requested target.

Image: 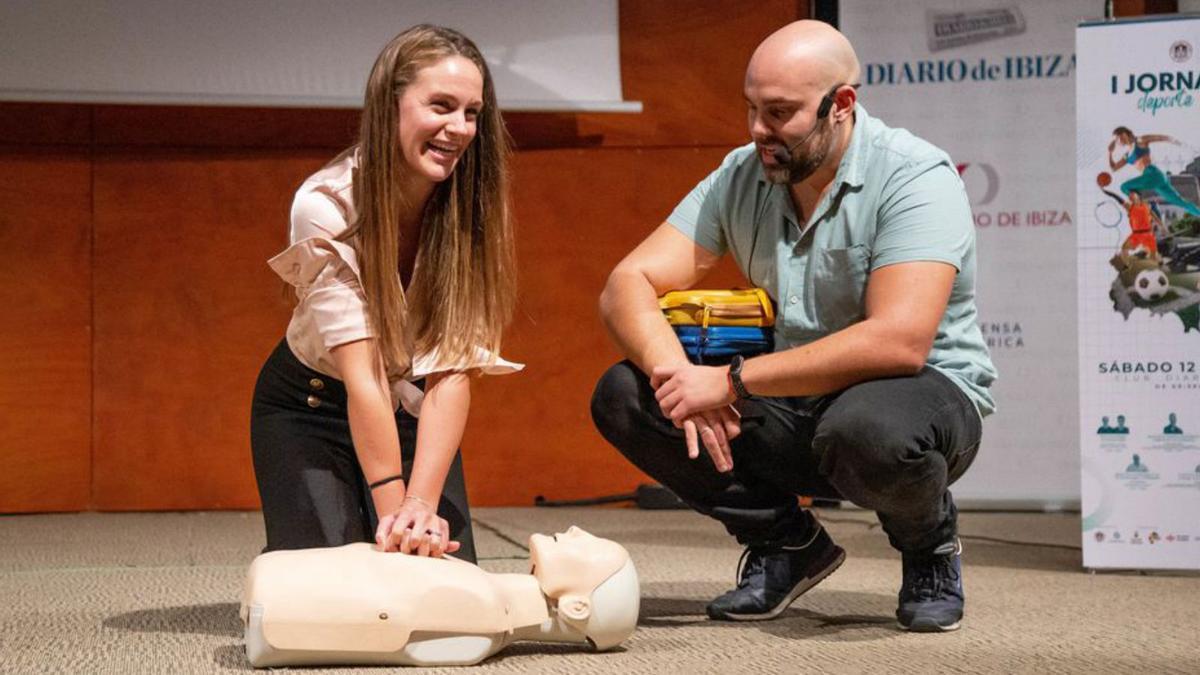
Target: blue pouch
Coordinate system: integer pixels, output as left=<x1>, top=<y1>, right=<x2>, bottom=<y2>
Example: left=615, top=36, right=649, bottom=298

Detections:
left=674, top=326, right=774, bottom=365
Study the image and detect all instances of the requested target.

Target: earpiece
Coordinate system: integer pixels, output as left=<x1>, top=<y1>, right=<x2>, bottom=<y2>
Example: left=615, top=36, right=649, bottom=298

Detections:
left=770, top=83, right=843, bottom=165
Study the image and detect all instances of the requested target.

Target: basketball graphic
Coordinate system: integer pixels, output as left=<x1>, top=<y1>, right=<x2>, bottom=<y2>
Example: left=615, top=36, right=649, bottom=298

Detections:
left=1097, top=171, right=1112, bottom=187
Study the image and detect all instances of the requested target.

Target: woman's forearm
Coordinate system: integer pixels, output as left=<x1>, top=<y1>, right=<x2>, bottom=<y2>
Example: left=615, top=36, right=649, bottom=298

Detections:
left=406, top=371, right=471, bottom=505
left=332, top=339, right=407, bottom=515
left=345, top=384, right=407, bottom=515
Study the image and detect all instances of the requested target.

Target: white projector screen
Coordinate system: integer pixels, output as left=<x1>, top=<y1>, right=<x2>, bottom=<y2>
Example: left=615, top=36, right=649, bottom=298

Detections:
left=0, top=0, right=640, bottom=112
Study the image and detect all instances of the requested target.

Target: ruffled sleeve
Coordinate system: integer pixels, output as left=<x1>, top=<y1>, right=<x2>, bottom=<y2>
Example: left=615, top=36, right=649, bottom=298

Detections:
left=391, top=346, right=524, bottom=418
left=268, top=237, right=373, bottom=351
left=409, top=346, right=525, bottom=378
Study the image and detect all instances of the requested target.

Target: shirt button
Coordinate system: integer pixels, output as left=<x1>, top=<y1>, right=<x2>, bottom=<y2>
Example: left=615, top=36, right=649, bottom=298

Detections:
left=309, top=377, right=325, bottom=390
left=306, top=395, right=321, bottom=408
left=788, top=296, right=799, bottom=305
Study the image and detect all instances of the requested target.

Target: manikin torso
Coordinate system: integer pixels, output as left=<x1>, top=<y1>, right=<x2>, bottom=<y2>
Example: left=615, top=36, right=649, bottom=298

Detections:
left=240, top=527, right=639, bottom=667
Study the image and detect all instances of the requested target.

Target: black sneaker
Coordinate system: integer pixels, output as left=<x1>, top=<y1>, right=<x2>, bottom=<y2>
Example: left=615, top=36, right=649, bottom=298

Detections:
left=706, top=525, right=846, bottom=621
left=896, top=538, right=964, bottom=632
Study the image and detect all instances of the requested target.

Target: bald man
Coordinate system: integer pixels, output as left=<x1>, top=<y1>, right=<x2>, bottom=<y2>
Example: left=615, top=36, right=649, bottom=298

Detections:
left=591, top=21, right=995, bottom=632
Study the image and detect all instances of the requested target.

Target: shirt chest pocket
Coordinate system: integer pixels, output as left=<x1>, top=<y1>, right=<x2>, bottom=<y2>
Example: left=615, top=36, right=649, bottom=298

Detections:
left=811, top=245, right=870, bottom=332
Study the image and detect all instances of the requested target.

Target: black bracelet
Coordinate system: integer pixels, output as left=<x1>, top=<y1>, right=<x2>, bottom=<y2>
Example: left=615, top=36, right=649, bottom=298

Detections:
left=368, top=473, right=404, bottom=490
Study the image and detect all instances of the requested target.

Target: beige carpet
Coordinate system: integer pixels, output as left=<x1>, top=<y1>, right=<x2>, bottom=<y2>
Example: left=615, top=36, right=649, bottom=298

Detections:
left=1, top=507, right=1197, bottom=674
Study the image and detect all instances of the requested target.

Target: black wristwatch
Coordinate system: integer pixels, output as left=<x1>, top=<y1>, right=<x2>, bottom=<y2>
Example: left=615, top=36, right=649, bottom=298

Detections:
left=728, top=355, right=751, bottom=399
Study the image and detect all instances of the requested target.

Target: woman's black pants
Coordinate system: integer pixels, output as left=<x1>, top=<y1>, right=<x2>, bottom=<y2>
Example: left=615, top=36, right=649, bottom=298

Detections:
left=250, top=339, right=477, bottom=563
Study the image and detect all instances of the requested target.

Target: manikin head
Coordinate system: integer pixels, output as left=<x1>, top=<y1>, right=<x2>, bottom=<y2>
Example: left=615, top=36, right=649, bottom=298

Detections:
left=744, top=20, right=860, bottom=185
left=528, top=527, right=639, bottom=650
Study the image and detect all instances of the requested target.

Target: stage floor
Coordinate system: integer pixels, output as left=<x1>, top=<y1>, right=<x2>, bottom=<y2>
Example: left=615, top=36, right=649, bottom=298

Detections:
left=1, top=507, right=1196, bottom=673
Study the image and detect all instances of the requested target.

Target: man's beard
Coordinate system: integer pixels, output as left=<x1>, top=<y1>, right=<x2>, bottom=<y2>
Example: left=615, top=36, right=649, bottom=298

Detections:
left=763, top=118, right=834, bottom=185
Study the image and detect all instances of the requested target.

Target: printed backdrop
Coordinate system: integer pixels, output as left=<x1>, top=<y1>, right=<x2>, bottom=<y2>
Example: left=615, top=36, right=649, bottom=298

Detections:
left=1076, top=15, right=1200, bottom=570
left=841, top=0, right=1098, bottom=507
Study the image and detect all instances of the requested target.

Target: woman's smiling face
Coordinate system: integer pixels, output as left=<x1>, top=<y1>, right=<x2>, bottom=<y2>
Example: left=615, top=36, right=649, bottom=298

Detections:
left=396, top=55, right=484, bottom=188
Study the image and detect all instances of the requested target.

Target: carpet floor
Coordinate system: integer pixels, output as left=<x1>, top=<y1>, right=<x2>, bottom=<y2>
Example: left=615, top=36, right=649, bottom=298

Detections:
left=0, top=507, right=1196, bottom=674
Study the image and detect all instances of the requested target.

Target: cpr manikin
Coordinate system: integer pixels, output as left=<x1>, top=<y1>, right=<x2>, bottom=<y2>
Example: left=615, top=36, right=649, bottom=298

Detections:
left=240, top=526, right=639, bottom=667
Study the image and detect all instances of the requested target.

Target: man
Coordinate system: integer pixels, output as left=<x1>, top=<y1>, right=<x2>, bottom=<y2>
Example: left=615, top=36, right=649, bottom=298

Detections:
left=591, top=21, right=995, bottom=632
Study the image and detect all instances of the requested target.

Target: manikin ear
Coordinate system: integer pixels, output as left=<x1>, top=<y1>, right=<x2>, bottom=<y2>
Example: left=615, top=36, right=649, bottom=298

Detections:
left=558, top=594, right=591, bottom=622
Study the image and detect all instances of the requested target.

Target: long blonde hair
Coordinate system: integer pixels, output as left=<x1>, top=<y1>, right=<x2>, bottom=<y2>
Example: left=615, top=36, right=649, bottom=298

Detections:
left=343, top=25, right=515, bottom=375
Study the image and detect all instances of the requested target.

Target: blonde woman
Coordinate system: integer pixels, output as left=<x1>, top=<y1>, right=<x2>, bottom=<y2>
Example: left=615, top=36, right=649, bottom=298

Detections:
left=251, top=25, right=518, bottom=562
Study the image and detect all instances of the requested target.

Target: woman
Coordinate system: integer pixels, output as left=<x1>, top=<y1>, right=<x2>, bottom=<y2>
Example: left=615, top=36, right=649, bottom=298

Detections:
left=250, top=25, right=519, bottom=563
left=1107, top=126, right=1200, bottom=217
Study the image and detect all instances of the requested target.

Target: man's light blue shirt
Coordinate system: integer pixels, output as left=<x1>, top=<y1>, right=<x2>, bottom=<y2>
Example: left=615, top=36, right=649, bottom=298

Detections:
left=667, top=104, right=997, bottom=416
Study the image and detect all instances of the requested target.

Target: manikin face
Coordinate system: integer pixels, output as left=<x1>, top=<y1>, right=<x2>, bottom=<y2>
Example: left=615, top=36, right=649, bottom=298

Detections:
left=528, top=526, right=625, bottom=599
left=744, top=63, right=837, bottom=185
left=529, top=527, right=596, bottom=584
left=396, top=55, right=484, bottom=189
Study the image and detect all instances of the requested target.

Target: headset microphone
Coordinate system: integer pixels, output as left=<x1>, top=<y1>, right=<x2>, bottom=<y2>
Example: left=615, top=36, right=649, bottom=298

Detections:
left=769, top=90, right=837, bottom=166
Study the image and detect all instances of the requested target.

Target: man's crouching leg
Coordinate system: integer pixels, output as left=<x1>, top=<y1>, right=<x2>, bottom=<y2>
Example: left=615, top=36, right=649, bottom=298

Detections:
left=591, top=361, right=845, bottom=621
left=812, top=367, right=981, bottom=632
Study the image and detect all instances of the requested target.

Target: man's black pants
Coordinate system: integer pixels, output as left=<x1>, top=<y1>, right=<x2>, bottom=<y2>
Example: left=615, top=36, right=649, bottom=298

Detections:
left=591, top=361, right=981, bottom=553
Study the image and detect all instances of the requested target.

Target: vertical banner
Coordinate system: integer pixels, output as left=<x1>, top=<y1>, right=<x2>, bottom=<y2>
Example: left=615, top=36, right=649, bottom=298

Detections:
left=1076, top=16, right=1200, bottom=570
left=841, top=1, right=1097, bottom=507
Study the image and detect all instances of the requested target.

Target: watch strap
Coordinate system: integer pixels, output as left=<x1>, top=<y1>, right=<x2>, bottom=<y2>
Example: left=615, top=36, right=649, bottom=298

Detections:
left=728, top=355, right=751, bottom=399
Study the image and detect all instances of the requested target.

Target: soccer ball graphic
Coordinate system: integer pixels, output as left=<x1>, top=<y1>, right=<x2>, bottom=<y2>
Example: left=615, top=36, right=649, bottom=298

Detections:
left=1131, top=268, right=1169, bottom=302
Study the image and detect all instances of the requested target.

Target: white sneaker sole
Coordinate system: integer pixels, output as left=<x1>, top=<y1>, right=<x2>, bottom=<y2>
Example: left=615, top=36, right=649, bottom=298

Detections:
left=897, top=617, right=962, bottom=632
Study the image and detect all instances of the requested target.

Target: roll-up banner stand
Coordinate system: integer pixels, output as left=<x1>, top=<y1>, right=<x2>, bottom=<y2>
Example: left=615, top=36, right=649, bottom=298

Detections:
left=1076, top=14, right=1200, bottom=571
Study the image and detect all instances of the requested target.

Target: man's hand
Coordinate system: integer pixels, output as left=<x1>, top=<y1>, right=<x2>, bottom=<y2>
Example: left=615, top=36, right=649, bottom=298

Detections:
left=679, top=406, right=742, bottom=472
left=651, top=363, right=742, bottom=472
left=651, top=363, right=737, bottom=423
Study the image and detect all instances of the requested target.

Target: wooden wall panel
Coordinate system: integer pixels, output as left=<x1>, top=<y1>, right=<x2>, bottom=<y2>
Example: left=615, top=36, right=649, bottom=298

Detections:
left=2, top=0, right=805, bottom=510
left=463, top=148, right=748, bottom=506
left=0, top=151, right=92, bottom=512
left=91, top=151, right=320, bottom=509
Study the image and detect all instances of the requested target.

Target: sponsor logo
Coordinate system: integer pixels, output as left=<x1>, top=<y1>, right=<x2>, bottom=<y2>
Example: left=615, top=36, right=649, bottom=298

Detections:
left=957, top=162, right=999, bottom=206
left=926, top=6, right=1026, bottom=52
left=1170, top=40, right=1192, bottom=63
left=866, top=54, right=1073, bottom=86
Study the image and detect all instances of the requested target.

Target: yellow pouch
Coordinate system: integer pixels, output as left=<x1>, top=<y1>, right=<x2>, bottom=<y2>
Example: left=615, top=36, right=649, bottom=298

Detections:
left=659, top=288, right=775, bottom=327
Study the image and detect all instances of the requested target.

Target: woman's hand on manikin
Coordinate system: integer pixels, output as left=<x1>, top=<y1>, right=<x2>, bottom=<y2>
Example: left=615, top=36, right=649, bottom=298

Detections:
left=376, top=497, right=460, bottom=557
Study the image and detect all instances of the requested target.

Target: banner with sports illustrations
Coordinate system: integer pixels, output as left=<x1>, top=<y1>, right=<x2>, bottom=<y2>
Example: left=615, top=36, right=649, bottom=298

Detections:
left=1077, top=15, right=1200, bottom=570
left=841, top=1, right=1098, bottom=507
